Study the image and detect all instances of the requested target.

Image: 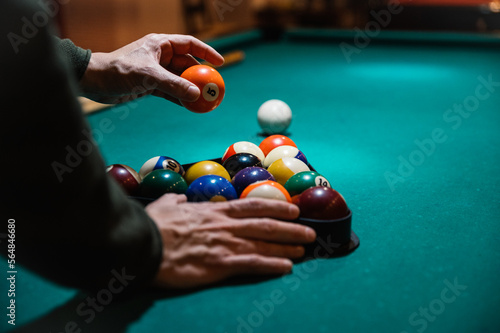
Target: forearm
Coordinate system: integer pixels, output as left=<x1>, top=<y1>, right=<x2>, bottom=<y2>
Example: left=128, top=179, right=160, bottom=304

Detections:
left=1, top=0, right=162, bottom=293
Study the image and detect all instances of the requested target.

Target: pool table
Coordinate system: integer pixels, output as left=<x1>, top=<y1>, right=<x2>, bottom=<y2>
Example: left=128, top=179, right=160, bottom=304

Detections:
left=4, top=29, right=500, bottom=333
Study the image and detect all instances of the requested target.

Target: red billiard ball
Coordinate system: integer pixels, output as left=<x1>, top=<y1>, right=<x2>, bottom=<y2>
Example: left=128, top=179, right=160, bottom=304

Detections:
left=180, top=65, right=225, bottom=113
left=259, top=135, right=297, bottom=156
left=293, top=186, right=349, bottom=220
left=106, top=164, right=141, bottom=195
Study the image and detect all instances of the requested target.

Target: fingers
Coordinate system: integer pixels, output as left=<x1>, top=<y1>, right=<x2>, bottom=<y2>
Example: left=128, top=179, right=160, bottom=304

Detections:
left=206, top=234, right=305, bottom=259
left=150, top=90, right=181, bottom=105
left=162, top=54, right=200, bottom=76
left=219, top=198, right=300, bottom=220
left=231, top=219, right=316, bottom=244
left=148, top=34, right=223, bottom=104
left=151, top=65, right=201, bottom=102
left=241, top=240, right=305, bottom=259
left=221, top=255, right=293, bottom=276
left=164, top=34, right=225, bottom=66
left=147, top=193, right=188, bottom=209
left=201, top=218, right=316, bottom=245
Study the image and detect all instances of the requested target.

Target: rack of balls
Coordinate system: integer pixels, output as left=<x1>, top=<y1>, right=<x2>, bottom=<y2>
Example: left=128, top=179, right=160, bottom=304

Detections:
left=107, top=134, right=359, bottom=257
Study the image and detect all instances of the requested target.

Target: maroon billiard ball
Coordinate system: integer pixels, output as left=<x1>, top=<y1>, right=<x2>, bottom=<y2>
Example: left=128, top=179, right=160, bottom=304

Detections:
left=293, top=186, right=349, bottom=220
left=106, top=164, right=141, bottom=195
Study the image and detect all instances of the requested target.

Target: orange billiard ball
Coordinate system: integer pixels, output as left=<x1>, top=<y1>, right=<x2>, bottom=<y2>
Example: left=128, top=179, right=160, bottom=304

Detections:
left=180, top=65, right=225, bottom=113
left=259, top=135, right=297, bottom=156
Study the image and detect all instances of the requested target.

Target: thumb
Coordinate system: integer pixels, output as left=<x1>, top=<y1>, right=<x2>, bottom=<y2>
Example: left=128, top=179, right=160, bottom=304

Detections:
left=152, top=65, right=200, bottom=102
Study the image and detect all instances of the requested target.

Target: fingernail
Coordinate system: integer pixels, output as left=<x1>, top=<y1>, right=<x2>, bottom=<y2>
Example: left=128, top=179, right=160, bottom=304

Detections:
left=306, top=227, right=316, bottom=241
left=186, top=85, right=200, bottom=101
left=283, top=259, right=293, bottom=272
left=288, top=205, right=300, bottom=218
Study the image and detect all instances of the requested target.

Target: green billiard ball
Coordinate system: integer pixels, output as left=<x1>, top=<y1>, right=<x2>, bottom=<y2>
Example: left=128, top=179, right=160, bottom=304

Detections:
left=139, top=169, right=187, bottom=199
left=284, top=171, right=331, bottom=197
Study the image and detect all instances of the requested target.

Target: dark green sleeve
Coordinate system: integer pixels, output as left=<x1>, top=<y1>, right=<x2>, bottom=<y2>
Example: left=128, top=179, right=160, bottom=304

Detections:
left=54, top=37, right=91, bottom=80
left=0, top=0, right=162, bottom=293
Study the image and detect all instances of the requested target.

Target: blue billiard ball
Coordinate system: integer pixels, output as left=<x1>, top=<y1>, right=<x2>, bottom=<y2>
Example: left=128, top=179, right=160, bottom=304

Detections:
left=231, top=167, right=276, bottom=196
left=186, top=175, right=238, bottom=202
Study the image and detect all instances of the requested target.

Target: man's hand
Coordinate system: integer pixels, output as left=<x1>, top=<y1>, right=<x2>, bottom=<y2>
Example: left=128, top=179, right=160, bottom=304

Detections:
left=146, top=194, right=316, bottom=289
left=80, top=34, right=224, bottom=105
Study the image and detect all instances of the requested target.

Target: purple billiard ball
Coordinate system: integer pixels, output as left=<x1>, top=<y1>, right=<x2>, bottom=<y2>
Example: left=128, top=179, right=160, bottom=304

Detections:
left=231, top=167, right=275, bottom=196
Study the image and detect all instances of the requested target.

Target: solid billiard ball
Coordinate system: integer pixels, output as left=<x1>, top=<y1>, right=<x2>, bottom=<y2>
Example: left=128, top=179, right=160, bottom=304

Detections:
left=180, top=65, right=225, bottom=113
left=106, top=164, right=141, bottom=195
left=139, top=169, right=188, bottom=199
left=267, top=157, right=310, bottom=185
left=257, top=99, right=292, bottom=134
left=231, top=167, right=275, bottom=196
left=222, top=141, right=265, bottom=163
left=259, top=135, right=297, bottom=156
left=263, top=145, right=308, bottom=168
left=139, top=156, right=184, bottom=179
left=185, top=175, right=237, bottom=202
left=240, top=180, right=291, bottom=202
left=222, top=153, right=263, bottom=178
left=293, top=186, right=349, bottom=220
left=184, top=160, right=231, bottom=185
left=284, top=171, right=331, bottom=197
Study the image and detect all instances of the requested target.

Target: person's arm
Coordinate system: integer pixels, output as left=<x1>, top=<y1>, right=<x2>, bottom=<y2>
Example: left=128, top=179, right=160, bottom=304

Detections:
left=79, top=33, right=224, bottom=105
left=1, top=0, right=162, bottom=292
left=1, top=0, right=316, bottom=292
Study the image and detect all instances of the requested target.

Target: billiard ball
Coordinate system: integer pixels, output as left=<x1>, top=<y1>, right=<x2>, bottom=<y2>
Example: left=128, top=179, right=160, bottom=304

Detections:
left=257, top=99, right=292, bottom=134
left=222, top=153, right=262, bottom=178
left=240, top=180, right=291, bottom=202
left=184, top=160, right=231, bottom=185
left=259, top=135, right=297, bottom=156
left=263, top=145, right=308, bottom=168
left=139, top=169, right=188, bottom=199
left=222, top=141, right=265, bottom=163
left=186, top=175, right=237, bottom=202
left=180, top=65, right=225, bottom=113
left=231, top=167, right=275, bottom=196
left=293, top=186, right=349, bottom=220
left=106, top=164, right=141, bottom=195
left=267, top=157, right=310, bottom=185
left=139, top=156, right=184, bottom=179
left=284, top=171, right=331, bottom=197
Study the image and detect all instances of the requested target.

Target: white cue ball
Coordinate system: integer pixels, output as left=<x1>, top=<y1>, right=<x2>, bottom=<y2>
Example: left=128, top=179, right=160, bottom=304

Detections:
left=257, top=99, right=292, bottom=134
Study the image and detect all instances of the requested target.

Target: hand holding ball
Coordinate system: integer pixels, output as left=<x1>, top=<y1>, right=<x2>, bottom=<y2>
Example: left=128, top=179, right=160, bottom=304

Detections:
left=181, top=65, right=225, bottom=113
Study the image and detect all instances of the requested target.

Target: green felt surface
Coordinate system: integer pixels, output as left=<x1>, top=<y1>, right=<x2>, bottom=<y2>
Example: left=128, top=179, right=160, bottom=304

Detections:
left=4, top=30, right=500, bottom=333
